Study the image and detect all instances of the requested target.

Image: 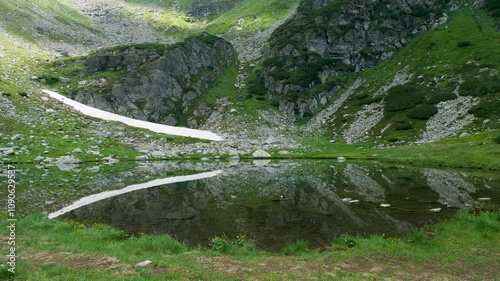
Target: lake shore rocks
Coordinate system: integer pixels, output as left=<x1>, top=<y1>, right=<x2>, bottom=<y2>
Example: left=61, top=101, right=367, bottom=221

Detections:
left=56, top=155, right=83, bottom=171
left=252, top=149, right=271, bottom=158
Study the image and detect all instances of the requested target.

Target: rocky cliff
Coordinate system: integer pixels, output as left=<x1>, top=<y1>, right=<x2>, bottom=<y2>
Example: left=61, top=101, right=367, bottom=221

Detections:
left=187, top=0, right=243, bottom=17
left=72, top=33, right=236, bottom=125
left=249, top=0, right=450, bottom=116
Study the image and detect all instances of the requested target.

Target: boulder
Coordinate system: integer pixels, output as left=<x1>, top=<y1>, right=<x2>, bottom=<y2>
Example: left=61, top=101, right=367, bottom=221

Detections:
left=11, top=134, right=24, bottom=140
left=135, top=155, right=149, bottom=162
left=264, top=136, right=280, bottom=145
left=56, top=155, right=83, bottom=171
left=252, top=149, right=271, bottom=158
left=59, top=77, right=71, bottom=83
left=0, top=148, right=15, bottom=156
left=102, top=156, right=120, bottom=164
left=34, top=156, right=45, bottom=161
left=228, top=155, right=240, bottom=161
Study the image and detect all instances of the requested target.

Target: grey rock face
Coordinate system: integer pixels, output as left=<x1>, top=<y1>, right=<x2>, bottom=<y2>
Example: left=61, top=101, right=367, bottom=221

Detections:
left=75, top=33, right=236, bottom=125
left=84, top=48, right=161, bottom=73
left=261, top=0, right=450, bottom=116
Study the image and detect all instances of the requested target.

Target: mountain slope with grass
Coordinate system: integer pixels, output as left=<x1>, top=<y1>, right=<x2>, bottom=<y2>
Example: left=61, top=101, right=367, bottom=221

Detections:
left=0, top=0, right=499, bottom=166
left=305, top=4, right=500, bottom=145
left=240, top=0, right=500, bottom=146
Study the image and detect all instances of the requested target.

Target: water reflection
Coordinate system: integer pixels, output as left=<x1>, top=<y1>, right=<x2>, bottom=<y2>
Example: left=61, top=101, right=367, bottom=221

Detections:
left=55, top=161, right=498, bottom=250
left=49, top=170, right=223, bottom=219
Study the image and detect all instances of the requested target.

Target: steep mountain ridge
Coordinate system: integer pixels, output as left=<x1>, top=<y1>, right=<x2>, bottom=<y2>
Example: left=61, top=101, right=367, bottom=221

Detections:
left=0, top=0, right=499, bottom=157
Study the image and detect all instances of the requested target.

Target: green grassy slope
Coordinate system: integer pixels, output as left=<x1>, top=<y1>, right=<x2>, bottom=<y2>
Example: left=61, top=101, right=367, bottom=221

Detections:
left=258, top=5, right=500, bottom=144
left=122, top=0, right=298, bottom=39
left=342, top=7, right=500, bottom=140
left=205, top=0, right=298, bottom=35
left=0, top=0, right=98, bottom=43
left=231, top=4, right=500, bottom=147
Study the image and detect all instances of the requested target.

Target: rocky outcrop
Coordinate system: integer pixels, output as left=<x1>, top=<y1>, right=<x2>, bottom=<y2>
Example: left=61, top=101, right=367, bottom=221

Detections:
left=75, top=33, right=236, bottom=125
left=187, top=0, right=242, bottom=17
left=256, top=0, right=450, bottom=116
left=83, top=48, right=161, bottom=73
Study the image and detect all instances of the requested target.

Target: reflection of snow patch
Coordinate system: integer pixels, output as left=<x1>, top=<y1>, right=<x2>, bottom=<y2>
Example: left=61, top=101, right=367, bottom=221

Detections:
left=42, top=90, right=224, bottom=141
left=48, top=170, right=223, bottom=219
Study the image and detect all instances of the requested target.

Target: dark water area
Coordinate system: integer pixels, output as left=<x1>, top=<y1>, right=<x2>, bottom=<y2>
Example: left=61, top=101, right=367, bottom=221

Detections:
left=51, top=160, right=499, bottom=251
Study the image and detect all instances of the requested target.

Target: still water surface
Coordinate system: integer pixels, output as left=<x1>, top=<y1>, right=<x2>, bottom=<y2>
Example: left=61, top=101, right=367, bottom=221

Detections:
left=48, top=160, right=499, bottom=250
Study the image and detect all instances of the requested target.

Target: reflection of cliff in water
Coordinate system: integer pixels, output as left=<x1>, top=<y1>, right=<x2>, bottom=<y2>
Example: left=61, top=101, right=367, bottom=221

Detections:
left=423, top=169, right=476, bottom=208
left=62, top=162, right=500, bottom=250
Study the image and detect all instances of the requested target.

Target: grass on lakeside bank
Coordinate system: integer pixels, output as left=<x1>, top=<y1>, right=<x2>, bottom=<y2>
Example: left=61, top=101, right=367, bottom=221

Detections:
left=262, top=130, right=500, bottom=171
left=0, top=211, right=498, bottom=280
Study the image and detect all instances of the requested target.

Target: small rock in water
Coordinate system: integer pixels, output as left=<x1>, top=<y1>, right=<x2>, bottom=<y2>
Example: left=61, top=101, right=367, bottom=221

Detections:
left=380, top=203, right=391, bottom=208
left=429, top=208, right=441, bottom=212
left=135, top=260, right=152, bottom=267
left=337, top=156, right=346, bottom=162
left=477, top=197, right=491, bottom=201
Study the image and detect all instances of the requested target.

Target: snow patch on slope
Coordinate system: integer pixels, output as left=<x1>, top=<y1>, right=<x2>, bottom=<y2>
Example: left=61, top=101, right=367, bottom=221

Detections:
left=42, top=90, right=224, bottom=141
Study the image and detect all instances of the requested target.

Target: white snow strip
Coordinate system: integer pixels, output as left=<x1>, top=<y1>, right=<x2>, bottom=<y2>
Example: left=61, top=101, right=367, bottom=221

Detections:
left=48, top=170, right=223, bottom=219
left=42, top=90, right=224, bottom=141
